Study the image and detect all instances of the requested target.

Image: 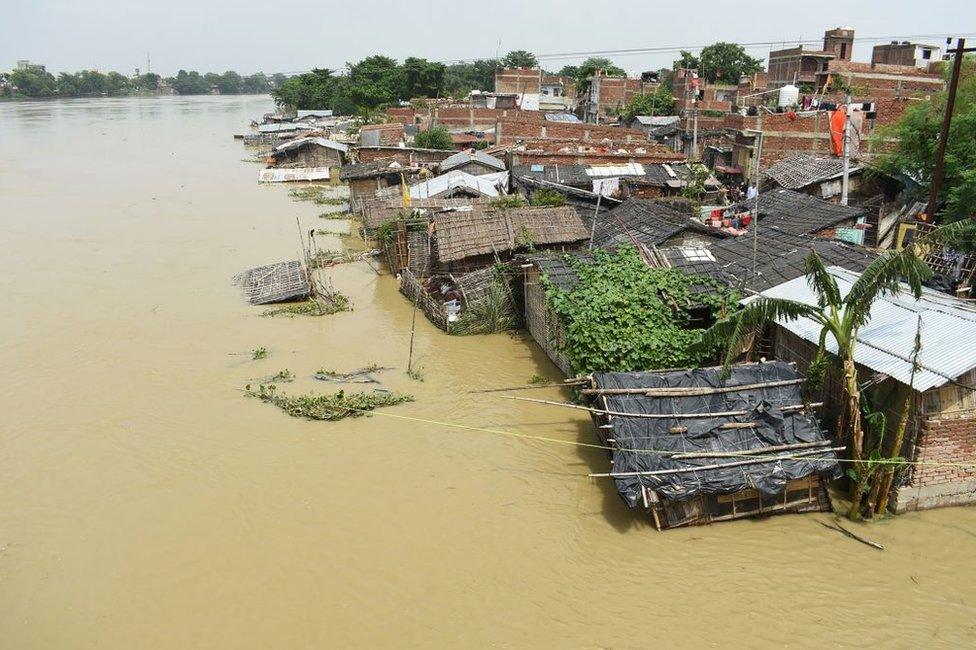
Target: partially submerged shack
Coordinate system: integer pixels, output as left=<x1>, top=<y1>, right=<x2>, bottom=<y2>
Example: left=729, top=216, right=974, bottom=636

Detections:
left=585, top=361, right=840, bottom=529
left=397, top=205, right=588, bottom=331
left=235, top=260, right=310, bottom=304
left=268, top=137, right=349, bottom=169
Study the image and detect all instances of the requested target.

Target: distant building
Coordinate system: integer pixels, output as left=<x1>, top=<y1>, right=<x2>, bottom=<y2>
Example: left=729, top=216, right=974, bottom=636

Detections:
left=872, top=41, right=942, bottom=69
left=767, top=27, right=854, bottom=89
left=16, top=60, right=46, bottom=73
left=582, top=72, right=657, bottom=123
left=540, top=75, right=575, bottom=111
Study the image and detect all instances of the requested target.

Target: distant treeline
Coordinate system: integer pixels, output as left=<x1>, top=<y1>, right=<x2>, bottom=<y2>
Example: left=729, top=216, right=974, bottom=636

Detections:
left=272, top=57, right=500, bottom=113
left=0, top=68, right=288, bottom=99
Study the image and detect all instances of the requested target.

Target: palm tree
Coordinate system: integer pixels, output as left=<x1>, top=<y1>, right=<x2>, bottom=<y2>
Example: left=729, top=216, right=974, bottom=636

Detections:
left=702, top=220, right=974, bottom=519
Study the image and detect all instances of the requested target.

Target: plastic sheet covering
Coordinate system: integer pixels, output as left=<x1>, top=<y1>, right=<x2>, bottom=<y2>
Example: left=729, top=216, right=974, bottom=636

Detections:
left=592, top=361, right=840, bottom=507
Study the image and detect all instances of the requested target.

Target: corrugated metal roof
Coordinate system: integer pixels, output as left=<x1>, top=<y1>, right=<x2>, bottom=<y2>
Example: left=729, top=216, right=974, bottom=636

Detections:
left=544, top=113, right=582, bottom=123
left=755, top=266, right=976, bottom=391
left=439, top=149, right=506, bottom=173
left=273, top=136, right=349, bottom=154
left=296, top=109, right=333, bottom=118
left=586, top=163, right=645, bottom=177
left=634, top=115, right=680, bottom=126
left=257, top=123, right=314, bottom=133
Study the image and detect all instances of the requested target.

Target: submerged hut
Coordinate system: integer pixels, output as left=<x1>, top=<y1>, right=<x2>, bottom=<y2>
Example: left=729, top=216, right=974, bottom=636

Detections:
left=268, top=136, right=349, bottom=169
left=340, top=161, right=411, bottom=210
left=235, top=260, right=310, bottom=305
left=397, top=206, right=588, bottom=331
left=584, top=361, right=840, bottom=529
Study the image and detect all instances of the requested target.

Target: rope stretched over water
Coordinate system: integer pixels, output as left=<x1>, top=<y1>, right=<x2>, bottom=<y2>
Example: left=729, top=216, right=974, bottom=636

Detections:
left=335, top=403, right=976, bottom=473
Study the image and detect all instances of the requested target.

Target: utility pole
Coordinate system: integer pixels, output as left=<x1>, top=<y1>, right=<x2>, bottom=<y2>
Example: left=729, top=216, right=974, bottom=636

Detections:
left=841, top=93, right=852, bottom=206
left=744, top=125, right=764, bottom=280
left=926, top=37, right=972, bottom=221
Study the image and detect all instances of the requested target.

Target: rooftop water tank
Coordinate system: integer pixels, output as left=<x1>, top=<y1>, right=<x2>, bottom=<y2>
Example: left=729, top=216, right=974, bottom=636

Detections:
left=778, top=84, right=800, bottom=108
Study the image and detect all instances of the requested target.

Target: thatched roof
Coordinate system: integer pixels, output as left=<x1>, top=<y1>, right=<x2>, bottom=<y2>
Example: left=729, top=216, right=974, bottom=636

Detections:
left=433, top=206, right=588, bottom=263
left=362, top=197, right=493, bottom=232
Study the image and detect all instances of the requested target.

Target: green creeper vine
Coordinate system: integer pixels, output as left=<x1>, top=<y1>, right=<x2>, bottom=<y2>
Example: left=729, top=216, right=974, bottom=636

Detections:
left=542, top=246, right=738, bottom=374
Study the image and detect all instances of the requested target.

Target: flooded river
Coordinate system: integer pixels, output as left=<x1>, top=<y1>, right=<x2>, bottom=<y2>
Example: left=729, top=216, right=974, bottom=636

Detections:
left=2, top=95, right=975, bottom=648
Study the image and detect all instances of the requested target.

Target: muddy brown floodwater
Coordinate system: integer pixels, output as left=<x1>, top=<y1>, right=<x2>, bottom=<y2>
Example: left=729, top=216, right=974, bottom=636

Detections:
left=2, top=95, right=976, bottom=648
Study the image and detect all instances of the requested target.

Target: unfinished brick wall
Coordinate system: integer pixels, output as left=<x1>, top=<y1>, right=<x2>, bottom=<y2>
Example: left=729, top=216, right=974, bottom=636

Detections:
left=496, top=119, right=648, bottom=145
left=823, top=60, right=944, bottom=99
left=911, top=417, right=976, bottom=488
left=495, top=68, right=543, bottom=95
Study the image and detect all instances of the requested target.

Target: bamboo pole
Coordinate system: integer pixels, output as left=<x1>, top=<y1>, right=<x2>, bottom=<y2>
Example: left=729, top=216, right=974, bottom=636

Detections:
left=670, top=440, right=834, bottom=459
left=668, top=422, right=757, bottom=434
left=579, top=378, right=803, bottom=397
left=589, top=447, right=846, bottom=478
left=501, top=395, right=822, bottom=419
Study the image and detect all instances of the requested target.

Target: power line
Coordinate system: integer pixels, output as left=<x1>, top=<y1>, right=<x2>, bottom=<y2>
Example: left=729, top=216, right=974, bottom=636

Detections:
left=272, top=32, right=976, bottom=75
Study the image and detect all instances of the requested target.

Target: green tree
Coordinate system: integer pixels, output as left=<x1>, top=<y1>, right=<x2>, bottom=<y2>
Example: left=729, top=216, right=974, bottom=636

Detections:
left=241, top=72, right=269, bottom=94
left=875, top=57, right=976, bottom=222
left=702, top=221, right=974, bottom=519
left=104, top=71, right=131, bottom=95
left=347, top=55, right=402, bottom=108
left=556, top=64, right=580, bottom=79
left=501, top=50, right=538, bottom=68
left=443, top=59, right=497, bottom=96
left=401, top=57, right=445, bottom=99
left=270, top=73, right=288, bottom=88
left=574, top=57, right=626, bottom=95
left=217, top=71, right=242, bottom=94
left=137, top=72, right=160, bottom=90
left=169, top=70, right=209, bottom=94
left=622, top=85, right=676, bottom=120
left=413, top=126, right=453, bottom=150
left=697, top=42, right=763, bottom=84
left=272, top=68, right=342, bottom=110
left=673, top=51, right=700, bottom=71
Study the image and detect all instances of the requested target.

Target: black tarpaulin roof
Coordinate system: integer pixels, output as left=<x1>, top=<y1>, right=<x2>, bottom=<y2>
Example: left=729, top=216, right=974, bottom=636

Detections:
left=590, top=361, right=840, bottom=507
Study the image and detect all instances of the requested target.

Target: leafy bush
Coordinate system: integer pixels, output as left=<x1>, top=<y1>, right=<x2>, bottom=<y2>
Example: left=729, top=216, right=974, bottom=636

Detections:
left=543, top=246, right=737, bottom=373
left=414, top=126, right=454, bottom=150
left=529, top=190, right=567, bottom=207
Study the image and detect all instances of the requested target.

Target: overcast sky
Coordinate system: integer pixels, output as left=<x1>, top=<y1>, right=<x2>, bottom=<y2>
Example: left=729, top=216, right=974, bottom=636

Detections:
left=3, top=0, right=974, bottom=76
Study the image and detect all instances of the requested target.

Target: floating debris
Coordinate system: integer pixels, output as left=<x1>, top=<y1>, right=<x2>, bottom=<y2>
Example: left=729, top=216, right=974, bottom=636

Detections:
left=244, top=384, right=413, bottom=421
left=252, top=347, right=269, bottom=360
left=314, top=364, right=390, bottom=384
left=235, top=260, right=310, bottom=305
left=261, top=295, right=350, bottom=317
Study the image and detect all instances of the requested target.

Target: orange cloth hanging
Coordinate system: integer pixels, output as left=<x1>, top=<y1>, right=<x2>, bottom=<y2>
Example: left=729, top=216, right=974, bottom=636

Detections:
left=830, top=106, right=846, bottom=156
